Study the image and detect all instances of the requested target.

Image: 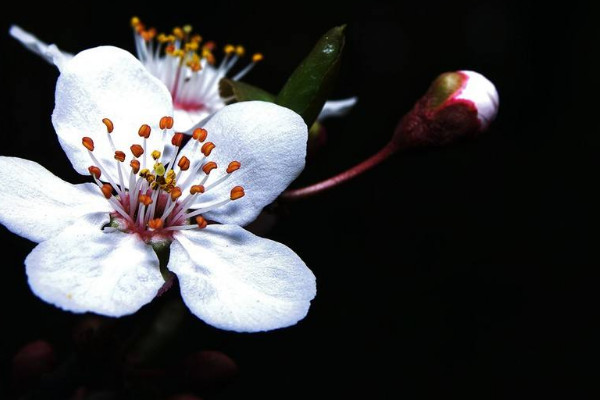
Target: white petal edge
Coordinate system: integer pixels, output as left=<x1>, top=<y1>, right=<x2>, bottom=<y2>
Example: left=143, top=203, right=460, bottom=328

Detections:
left=169, top=224, right=316, bottom=332
left=317, top=97, right=358, bottom=121
left=9, top=25, right=73, bottom=71
left=25, top=213, right=164, bottom=317
left=177, top=101, right=307, bottom=226
left=0, top=156, right=112, bottom=243
left=52, top=46, right=174, bottom=185
left=457, top=70, right=499, bottom=130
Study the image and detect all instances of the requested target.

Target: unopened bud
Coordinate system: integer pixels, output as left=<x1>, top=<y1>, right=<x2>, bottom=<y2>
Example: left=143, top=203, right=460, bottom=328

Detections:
left=394, top=70, right=499, bottom=148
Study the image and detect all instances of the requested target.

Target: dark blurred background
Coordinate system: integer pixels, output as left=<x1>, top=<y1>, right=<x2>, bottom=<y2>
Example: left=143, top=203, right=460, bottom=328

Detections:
left=0, top=0, right=596, bottom=399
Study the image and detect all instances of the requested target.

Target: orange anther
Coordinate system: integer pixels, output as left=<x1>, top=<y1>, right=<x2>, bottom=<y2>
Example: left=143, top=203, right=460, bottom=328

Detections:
left=88, top=166, right=101, bottom=179
left=171, top=132, right=184, bottom=147
left=138, top=194, right=153, bottom=206
left=224, top=44, right=235, bottom=55
left=148, top=218, right=164, bottom=230
left=235, top=45, right=245, bottom=57
left=178, top=156, right=190, bottom=171
left=195, top=216, right=208, bottom=229
left=101, top=183, right=113, bottom=199
left=252, top=53, right=264, bottom=62
left=192, top=128, right=207, bottom=142
left=130, top=159, right=140, bottom=174
left=226, top=161, right=241, bottom=174
left=170, top=187, right=183, bottom=201
left=190, top=185, right=205, bottom=195
left=230, top=186, right=245, bottom=200
left=82, top=137, right=94, bottom=151
left=114, top=151, right=126, bottom=162
left=201, top=142, right=215, bottom=156
left=130, top=144, right=144, bottom=158
left=159, top=116, right=174, bottom=130
left=138, top=124, right=151, bottom=138
left=203, top=41, right=216, bottom=51
left=102, top=118, right=114, bottom=133
left=202, top=161, right=217, bottom=175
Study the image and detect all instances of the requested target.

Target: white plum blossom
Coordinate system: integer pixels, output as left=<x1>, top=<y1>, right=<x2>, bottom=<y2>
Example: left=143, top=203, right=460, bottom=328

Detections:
left=10, top=23, right=357, bottom=133
left=0, top=46, right=316, bottom=332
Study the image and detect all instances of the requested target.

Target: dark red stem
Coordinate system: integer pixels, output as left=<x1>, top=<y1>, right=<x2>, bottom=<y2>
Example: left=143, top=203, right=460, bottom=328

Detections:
left=280, top=141, right=398, bottom=201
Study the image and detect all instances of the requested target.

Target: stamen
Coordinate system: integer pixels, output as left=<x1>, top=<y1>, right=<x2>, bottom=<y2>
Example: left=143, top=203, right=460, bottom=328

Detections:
left=101, top=183, right=113, bottom=199
left=82, top=137, right=94, bottom=152
left=202, top=161, right=217, bottom=175
left=230, top=186, right=245, bottom=200
left=102, top=118, right=114, bottom=133
left=88, top=166, right=101, bottom=179
left=171, top=132, right=184, bottom=147
left=138, top=124, right=151, bottom=139
left=114, top=151, right=126, bottom=162
left=178, top=156, right=190, bottom=171
left=130, top=144, right=144, bottom=158
left=148, top=218, right=164, bottom=230
left=226, top=161, right=241, bottom=173
left=195, top=216, right=207, bottom=229
left=201, top=142, right=215, bottom=156
left=192, top=128, right=207, bottom=142
left=130, top=159, right=140, bottom=174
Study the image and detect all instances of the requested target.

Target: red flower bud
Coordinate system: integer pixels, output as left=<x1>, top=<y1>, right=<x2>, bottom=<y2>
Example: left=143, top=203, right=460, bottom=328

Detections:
left=394, top=70, right=499, bottom=149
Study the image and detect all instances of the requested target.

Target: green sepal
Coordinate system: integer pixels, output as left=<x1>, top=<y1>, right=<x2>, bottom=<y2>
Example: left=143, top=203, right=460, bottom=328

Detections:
left=219, top=78, right=276, bottom=103
left=275, top=25, right=346, bottom=127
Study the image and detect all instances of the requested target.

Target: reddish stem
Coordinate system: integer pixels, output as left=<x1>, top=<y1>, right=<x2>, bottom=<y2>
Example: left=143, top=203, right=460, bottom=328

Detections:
left=280, top=141, right=398, bottom=201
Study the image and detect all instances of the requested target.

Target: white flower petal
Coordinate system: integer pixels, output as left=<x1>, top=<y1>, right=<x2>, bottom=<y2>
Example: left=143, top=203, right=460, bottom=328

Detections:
left=456, top=70, right=499, bottom=130
left=317, top=97, right=358, bottom=121
left=52, top=46, right=174, bottom=183
left=169, top=224, right=316, bottom=332
left=0, top=156, right=111, bottom=243
left=174, top=108, right=212, bottom=132
left=178, top=101, right=307, bottom=226
left=9, top=25, right=73, bottom=71
left=25, top=214, right=164, bottom=317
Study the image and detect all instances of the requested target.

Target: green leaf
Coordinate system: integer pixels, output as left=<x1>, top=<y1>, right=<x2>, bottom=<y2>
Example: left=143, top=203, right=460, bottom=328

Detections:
left=276, top=25, right=346, bottom=127
left=219, top=78, right=276, bottom=103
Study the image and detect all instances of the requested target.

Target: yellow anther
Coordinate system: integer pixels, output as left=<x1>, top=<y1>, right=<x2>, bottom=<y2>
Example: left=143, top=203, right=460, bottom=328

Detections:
left=146, top=174, right=156, bottom=184
left=157, top=33, right=169, bottom=43
left=224, top=44, right=235, bottom=55
left=102, top=118, right=114, bottom=133
left=235, top=45, right=245, bottom=57
left=166, top=170, right=176, bottom=181
left=173, top=27, right=184, bottom=39
left=191, top=34, right=202, bottom=43
left=252, top=53, right=264, bottom=63
left=185, top=42, right=199, bottom=52
left=139, top=168, right=150, bottom=178
left=183, top=25, right=193, bottom=34
left=154, top=162, right=166, bottom=176
left=230, top=186, right=245, bottom=200
left=131, top=16, right=141, bottom=28
left=151, top=150, right=161, bottom=160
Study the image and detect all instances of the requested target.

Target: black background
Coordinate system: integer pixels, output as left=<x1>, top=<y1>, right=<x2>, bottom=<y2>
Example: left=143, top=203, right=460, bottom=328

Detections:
left=0, top=1, right=596, bottom=399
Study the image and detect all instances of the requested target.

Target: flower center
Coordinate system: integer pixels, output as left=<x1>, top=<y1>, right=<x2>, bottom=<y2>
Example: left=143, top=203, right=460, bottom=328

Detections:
left=130, top=17, right=263, bottom=113
left=83, top=116, right=244, bottom=243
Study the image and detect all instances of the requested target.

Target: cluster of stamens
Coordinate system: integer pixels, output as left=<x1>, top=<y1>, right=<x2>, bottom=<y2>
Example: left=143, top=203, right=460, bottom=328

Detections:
left=130, top=17, right=263, bottom=112
left=83, top=116, right=244, bottom=241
